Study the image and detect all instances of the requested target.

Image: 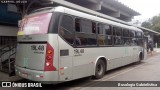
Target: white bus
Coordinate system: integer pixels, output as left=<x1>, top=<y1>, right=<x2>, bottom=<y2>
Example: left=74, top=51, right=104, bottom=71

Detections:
left=15, top=6, right=144, bottom=83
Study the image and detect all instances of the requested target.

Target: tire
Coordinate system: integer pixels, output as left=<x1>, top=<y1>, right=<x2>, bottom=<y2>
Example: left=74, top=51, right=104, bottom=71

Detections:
left=94, top=60, right=106, bottom=79
left=139, top=53, right=143, bottom=61
left=137, top=53, right=143, bottom=64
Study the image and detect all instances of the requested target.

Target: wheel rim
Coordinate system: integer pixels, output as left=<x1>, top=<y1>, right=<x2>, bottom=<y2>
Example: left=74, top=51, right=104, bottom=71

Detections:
left=96, top=63, right=104, bottom=75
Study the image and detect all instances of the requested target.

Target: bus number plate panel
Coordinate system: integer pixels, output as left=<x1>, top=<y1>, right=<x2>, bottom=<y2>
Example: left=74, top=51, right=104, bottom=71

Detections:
left=74, top=49, right=84, bottom=56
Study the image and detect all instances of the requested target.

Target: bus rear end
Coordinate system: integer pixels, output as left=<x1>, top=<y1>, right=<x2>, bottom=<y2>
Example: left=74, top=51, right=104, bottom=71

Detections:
left=15, top=10, right=60, bottom=82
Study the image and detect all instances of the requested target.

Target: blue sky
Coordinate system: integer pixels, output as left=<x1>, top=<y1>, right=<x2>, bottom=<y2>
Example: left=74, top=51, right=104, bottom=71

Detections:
left=118, top=0, right=160, bottom=23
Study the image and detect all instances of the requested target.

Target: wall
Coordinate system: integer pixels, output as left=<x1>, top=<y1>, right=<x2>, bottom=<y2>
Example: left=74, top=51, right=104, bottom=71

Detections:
left=0, top=4, right=21, bottom=36
left=0, top=25, right=18, bottom=36
left=0, top=4, right=21, bottom=26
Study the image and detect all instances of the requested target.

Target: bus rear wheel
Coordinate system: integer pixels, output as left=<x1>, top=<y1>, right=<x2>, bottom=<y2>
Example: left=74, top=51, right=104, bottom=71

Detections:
left=94, top=60, right=106, bottom=79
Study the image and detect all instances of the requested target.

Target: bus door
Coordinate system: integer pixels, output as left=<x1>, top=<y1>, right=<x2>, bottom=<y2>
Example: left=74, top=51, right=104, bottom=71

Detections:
left=131, top=31, right=138, bottom=62
left=133, top=46, right=138, bottom=62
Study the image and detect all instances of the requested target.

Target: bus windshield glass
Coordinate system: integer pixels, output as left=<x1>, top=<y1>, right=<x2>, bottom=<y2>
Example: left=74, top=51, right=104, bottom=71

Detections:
left=19, top=13, right=52, bottom=35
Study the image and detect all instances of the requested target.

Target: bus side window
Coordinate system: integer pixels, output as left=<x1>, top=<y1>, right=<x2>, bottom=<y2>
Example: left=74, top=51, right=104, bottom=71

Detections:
left=92, top=22, right=96, bottom=33
left=98, top=24, right=112, bottom=46
left=136, top=32, right=143, bottom=46
left=130, top=30, right=137, bottom=46
left=59, top=15, right=74, bottom=45
left=75, top=19, right=97, bottom=46
left=97, top=23, right=105, bottom=46
left=75, top=18, right=81, bottom=32
left=123, top=29, right=130, bottom=46
left=104, top=25, right=112, bottom=45
left=113, top=27, right=123, bottom=45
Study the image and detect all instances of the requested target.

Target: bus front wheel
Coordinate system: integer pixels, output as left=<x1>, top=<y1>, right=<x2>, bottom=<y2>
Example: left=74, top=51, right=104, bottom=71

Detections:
left=138, top=52, right=143, bottom=63
left=94, top=59, right=106, bottom=79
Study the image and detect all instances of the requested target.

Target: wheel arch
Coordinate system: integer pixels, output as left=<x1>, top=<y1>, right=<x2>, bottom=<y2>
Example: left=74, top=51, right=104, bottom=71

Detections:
left=94, top=56, right=108, bottom=75
left=138, top=51, right=143, bottom=60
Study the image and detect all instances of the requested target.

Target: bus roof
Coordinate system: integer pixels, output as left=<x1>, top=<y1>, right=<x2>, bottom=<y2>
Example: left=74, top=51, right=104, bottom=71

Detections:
left=29, top=6, right=142, bottom=32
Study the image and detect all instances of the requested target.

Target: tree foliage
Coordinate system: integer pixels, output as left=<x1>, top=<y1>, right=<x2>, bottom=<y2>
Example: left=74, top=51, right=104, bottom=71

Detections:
left=141, top=21, right=151, bottom=29
left=141, top=14, right=160, bottom=33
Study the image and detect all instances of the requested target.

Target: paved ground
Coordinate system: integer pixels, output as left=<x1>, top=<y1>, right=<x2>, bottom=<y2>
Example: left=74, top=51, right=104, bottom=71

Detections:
left=1, top=48, right=160, bottom=90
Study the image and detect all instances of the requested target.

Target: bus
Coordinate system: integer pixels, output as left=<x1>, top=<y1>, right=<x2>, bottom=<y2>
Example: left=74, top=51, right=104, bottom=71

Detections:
left=15, top=6, right=145, bottom=83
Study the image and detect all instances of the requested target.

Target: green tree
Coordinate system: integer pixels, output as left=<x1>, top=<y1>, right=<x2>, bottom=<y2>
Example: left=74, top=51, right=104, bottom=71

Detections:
left=151, top=23, right=160, bottom=32
left=151, top=16, right=160, bottom=25
left=141, top=14, right=160, bottom=33
left=141, top=21, right=151, bottom=29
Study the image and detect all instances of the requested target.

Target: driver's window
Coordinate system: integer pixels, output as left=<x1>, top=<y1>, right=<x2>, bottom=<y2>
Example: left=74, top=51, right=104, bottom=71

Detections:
left=59, top=15, right=74, bottom=45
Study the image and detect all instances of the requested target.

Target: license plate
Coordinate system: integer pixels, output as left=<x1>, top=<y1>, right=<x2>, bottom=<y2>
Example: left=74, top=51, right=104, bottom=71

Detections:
left=21, top=73, right=28, bottom=77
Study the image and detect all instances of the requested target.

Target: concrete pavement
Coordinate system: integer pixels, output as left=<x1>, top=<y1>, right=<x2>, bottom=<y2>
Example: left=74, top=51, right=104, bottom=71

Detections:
left=75, top=50, right=160, bottom=90
left=0, top=48, right=160, bottom=90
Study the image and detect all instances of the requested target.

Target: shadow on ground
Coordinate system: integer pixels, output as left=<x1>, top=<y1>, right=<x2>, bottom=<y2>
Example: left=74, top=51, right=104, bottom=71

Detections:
left=12, top=61, right=145, bottom=90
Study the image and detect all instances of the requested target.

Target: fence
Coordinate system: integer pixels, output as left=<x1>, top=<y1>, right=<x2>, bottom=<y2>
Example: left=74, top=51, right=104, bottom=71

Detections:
left=0, top=36, right=17, bottom=76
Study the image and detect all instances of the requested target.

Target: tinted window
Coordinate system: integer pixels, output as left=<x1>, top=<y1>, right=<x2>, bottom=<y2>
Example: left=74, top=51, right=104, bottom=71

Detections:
left=114, top=37, right=123, bottom=45
left=81, top=20, right=92, bottom=33
left=75, top=18, right=81, bottom=32
left=98, top=24, right=104, bottom=34
left=105, top=25, right=112, bottom=35
left=98, top=24, right=105, bottom=45
left=98, top=24, right=112, bottom=46
left=92, top=22, right=96, bottom=33
left=130, top=31, right=137, bottom=46
left=75, top=19, right=97, bottom=46
left=123, top=29, right=129, bottom=37
left=59, top=15, right=74, bottom=45
left=136, top=31, right=143, bottom=46
left=123, top=29, right=130, bottom=46
left=130, top=31, right=136, bottom=37
left=113, top=27, right=123, bottom=45
left=105, top=36, right=112, bottom=45
left=123, top=38, right=130, bottom=46
left=137, top=39, right=143, bottom=46
left=130, top=38, right=137, bottom=46
left=136, top=32, right=142, bottom=38
left=113, top=27, right=122, bottom=36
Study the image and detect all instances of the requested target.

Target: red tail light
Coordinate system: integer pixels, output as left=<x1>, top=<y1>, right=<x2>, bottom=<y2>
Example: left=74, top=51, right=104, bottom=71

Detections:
left=44, top=43, right=56, bottom=71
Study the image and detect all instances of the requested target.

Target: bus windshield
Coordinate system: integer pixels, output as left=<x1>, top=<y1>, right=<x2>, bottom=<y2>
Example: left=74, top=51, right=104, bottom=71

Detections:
left=19, top=13, right=52, bottom=35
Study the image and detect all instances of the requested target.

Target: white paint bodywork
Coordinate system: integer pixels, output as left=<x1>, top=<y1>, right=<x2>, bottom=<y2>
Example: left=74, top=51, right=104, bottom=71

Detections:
left=15, top=6, right=145, bottom=83
left=54, top=6, right=144, bottom=80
